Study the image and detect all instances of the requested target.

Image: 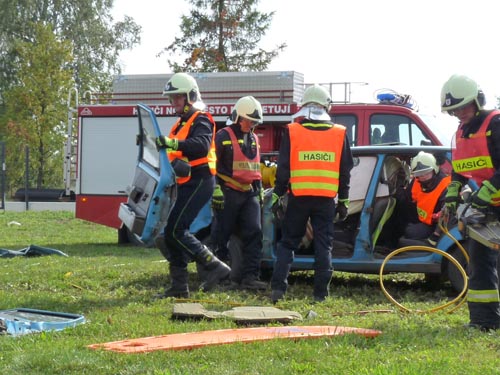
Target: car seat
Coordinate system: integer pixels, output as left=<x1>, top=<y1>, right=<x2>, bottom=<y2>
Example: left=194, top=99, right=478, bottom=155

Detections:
left=371, top=128, right=382, bottom=144
left=369, top=156, right=409, bottom=248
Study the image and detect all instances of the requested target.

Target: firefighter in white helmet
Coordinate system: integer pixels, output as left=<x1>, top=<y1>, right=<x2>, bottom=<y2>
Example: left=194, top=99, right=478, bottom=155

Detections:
left=270, top=84, right=354, bottom=303
left=442, top=74, right=500, bottom=331
left=154, top=72, right=230, bottom=298
left=212, top=96, right=267, bottom=290
left=397, top=151, right=451, bottom=246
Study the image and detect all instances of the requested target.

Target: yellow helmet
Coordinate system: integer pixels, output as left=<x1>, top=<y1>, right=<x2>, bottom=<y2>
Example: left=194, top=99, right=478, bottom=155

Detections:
left=230, top=96, right=263, bottom=124
left=440, top=74, right=485, bottom=112
left=301, top=84, right=332, bottom=110
left=411, top=151, right=439, bottom=176
left=162, top=73, right=201, bottom=104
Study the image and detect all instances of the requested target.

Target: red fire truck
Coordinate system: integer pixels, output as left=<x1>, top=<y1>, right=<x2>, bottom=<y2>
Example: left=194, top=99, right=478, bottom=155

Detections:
left=65, top=71, right=446, bottom=240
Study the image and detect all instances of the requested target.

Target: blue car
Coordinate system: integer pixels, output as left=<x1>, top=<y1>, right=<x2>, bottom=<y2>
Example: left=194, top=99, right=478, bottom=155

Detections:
left=231, top=146, right=472, bottom=292
left=119, top=107, right=475, bottom=292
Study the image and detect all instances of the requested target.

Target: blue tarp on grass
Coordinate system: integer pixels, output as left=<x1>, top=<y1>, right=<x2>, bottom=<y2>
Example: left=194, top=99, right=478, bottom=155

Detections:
left=0, top=244, right=68, bottom=258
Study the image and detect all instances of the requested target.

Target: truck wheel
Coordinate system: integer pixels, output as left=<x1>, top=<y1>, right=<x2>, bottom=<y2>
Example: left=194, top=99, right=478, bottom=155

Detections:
left=444, top=246, right=468, bottom=293
left=118, top=226, right=145, bottom=246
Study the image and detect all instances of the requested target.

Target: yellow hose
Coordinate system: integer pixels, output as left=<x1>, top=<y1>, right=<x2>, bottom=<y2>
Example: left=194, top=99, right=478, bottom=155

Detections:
left=379, top=222, right=470, bottom=314
left=379, top=246, right=468, bottom=314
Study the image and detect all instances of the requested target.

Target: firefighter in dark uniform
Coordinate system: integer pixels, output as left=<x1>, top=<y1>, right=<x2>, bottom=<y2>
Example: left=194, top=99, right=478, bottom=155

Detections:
left=397, top=151, right=451, bottom=246
left=270, top=85, right=354, bottom=303
left=442, top=74, right=500, bottom=331
left=212, top=96, right=267, bottom=290
left=155, top=73, right=230, bottom=298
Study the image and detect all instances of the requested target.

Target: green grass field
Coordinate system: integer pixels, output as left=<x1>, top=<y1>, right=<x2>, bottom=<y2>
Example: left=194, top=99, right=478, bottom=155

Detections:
left=1, top=211, right=499, bottom=374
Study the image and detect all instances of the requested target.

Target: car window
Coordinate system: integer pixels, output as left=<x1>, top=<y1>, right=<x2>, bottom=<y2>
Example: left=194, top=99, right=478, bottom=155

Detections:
left=332, top=114, right=358, bottom=146
left=138, top=106, right=160, bottom=169
left=370, top=114, right=433, bottom=146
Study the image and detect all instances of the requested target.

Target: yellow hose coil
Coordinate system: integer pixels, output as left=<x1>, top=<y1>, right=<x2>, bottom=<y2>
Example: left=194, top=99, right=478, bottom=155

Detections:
left=379, top=222, right=469, bottom=314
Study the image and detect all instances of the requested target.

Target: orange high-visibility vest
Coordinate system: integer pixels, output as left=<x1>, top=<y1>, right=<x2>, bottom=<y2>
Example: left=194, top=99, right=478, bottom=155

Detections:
left=452, top=110, right=500, bottom=206
left=168, top=111, right=216, bottom=184
left=411, top=175, right=451, bottom=225
left=288, top=122, right=345, bottom=197
left=217, top=126, right=261, bottom=192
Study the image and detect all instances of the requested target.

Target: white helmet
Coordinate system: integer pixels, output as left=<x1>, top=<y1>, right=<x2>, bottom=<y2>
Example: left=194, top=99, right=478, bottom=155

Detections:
left=411, top=151, right=439, bottom=177
left=162, top=73, right=201, bottom=105
left=230, top=96, right=263, bottom=124
left=440, top=74, right=485, bottom=113
left=301, top=84, right=332, bottom=110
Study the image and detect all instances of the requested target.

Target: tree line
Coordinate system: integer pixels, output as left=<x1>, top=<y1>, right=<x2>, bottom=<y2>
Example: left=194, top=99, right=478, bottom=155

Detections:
left=0, top=0, right=284, bottom=196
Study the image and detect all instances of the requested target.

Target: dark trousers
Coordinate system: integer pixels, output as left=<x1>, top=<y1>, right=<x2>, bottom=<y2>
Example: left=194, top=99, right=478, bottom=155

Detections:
left=467, top=238, right=500, bottom=328
left=163, top=175, right=214, bottom=268
left=271, top=194, right=335, bottom=298
left=215, top=187, right=262, bottom=281
left=403, top=221, right=434, bottom=240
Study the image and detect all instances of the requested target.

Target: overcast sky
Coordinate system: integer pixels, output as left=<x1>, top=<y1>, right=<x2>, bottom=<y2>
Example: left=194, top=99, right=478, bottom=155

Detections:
left=112, top=0, right=500, bottom=117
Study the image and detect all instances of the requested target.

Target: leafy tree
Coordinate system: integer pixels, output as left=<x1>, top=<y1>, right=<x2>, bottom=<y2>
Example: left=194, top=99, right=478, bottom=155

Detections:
left=2, top=23, right=73, bottom=191
left=162, top=0, right=286, bottom=72
left=0, top=0, right=141, bottom=102
left=0, top=0, right=141, bottom=193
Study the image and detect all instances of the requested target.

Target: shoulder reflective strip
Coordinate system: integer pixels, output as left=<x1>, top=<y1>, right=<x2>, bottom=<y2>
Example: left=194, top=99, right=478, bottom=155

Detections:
left=302, top=123, right=333, bottom=129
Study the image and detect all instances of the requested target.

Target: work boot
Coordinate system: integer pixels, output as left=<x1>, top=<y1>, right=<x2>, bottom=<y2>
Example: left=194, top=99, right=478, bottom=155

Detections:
left=240, top=276, right=268, bottom=291
left=464, top=323, right=499, bottom=332
left=196, top=246, right=231, bottom=292
left=271, top=289, right=285, bottom=304
left=155, top=265, right=189, bottom=299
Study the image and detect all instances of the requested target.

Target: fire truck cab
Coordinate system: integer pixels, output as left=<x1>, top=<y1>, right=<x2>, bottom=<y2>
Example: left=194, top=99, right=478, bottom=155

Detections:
left=66, top=71, right=446, bottom=241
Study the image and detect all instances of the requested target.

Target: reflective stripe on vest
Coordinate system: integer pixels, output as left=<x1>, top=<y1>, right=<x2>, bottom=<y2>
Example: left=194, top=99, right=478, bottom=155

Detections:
left=168, top=111, right=216, bottom=184
left=411, top=175, right=451, bottom=225
left=217, top=126, right=261, bottom=192
left=468, top=288, right=500, bottom=303
left=452, top=110, right=500, bottom=187
left=288, top=122, right=345, bottom=197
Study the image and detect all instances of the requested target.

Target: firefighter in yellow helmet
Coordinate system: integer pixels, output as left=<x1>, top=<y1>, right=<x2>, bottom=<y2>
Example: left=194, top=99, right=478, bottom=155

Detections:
left=212, top=96, right=267, bottom=290
left=397, top=151, right=451, bottom=246
left=270, top=84, right=354, bottom=303
left=155, top=73, right=230, bottom=298
left=442, top=74, right=500, bottom=331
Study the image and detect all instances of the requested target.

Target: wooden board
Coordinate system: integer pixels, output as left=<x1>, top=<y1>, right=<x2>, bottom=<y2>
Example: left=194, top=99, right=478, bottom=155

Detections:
left=88, top=325, right=381, bottom=353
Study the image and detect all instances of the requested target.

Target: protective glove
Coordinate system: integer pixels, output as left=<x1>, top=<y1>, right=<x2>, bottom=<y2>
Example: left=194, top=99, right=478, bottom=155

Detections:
left=471, top=180, right=498, bottom=210
left=155, top=136, right=178, bottom=150
left=337, top=199, right=349, bottom=221
left=444, top=181, right=462, bottom=217
left=212, top=185, right=224, bottom=210
left=271, top=192, right=285, bottom=221
left=259, top=188, right=264, bottom=207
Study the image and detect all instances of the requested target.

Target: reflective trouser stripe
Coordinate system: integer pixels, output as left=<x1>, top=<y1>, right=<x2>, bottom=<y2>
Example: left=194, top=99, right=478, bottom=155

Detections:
left=468, top=289, right=500, bottom=303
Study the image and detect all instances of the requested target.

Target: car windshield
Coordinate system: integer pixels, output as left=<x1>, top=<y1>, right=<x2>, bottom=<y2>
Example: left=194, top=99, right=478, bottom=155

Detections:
left=417, top=112, right=457, bottom=147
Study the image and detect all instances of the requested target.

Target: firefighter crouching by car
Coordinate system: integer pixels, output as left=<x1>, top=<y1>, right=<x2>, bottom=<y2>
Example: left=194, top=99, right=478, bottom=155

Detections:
left=397, top=151, right=451, bottom=246
left=441, top=74, right=500, bottom=331
left=155, top=72, right=230, bottom=298
left=270, top=84, right=354, bottom=303
left=212, top=96, right=267, bottom=290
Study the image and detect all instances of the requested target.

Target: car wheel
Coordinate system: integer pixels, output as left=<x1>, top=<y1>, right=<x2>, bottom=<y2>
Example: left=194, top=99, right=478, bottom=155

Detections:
left=444, top=245, right=468, bottom=293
